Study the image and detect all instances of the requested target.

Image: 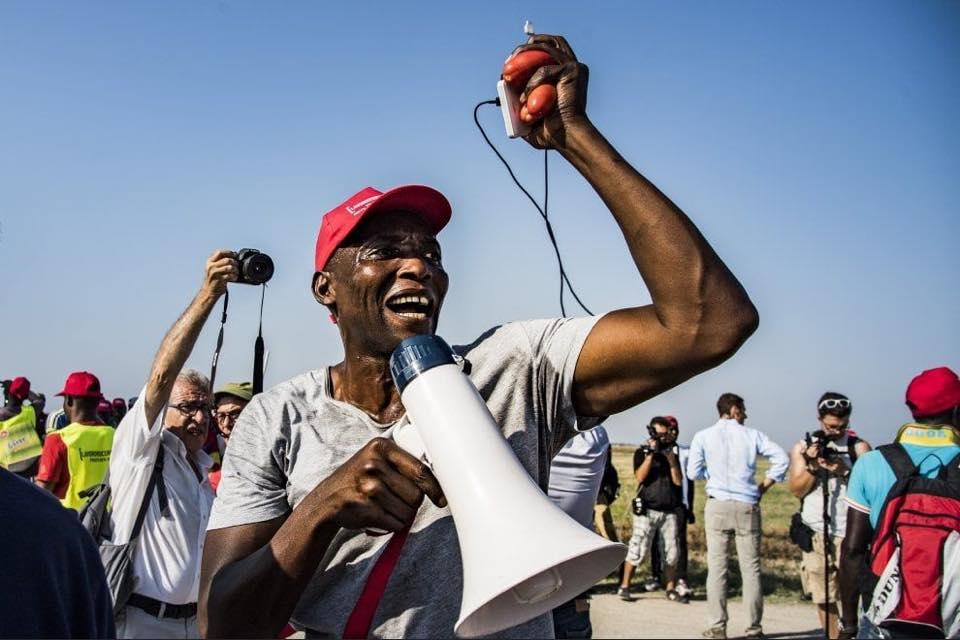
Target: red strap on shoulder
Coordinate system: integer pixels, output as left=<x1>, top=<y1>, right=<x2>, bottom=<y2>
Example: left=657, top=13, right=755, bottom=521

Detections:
left=343, top=527, right=411, bottom=639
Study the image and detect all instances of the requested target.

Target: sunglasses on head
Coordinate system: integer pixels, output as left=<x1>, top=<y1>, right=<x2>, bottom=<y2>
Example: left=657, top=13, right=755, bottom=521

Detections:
left=818, top=398, right=851, bottom=411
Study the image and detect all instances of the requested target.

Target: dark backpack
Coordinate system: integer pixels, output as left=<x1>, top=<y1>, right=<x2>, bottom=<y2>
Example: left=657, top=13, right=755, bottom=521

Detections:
left=599, top=449, right=620, bottom=504
left=863, top=443, right=960, bottom=637
left=77, top=446, right=169, bottom=615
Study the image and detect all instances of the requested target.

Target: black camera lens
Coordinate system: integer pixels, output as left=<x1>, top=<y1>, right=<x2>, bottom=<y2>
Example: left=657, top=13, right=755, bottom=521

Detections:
left=237, top=248, right=274, bottom=285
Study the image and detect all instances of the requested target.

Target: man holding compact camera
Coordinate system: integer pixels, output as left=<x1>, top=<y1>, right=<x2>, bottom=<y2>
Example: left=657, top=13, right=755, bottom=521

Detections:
left=787, top=393, right=871, bottom=639
left=199, top=33, right=758, bottom=639
left=619, top=416, right=686, bottom=603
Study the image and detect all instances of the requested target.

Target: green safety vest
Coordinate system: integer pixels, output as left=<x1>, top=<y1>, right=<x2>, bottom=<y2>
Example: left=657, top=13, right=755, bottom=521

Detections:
left=57, top=422, right=114, bottom=511
left=0, top=405, right=41, bottom=472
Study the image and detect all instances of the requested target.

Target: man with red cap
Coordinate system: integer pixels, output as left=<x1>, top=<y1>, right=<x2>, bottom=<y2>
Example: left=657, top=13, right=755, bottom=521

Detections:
left=0, top=376, right=43, bottom=477
left=838, top=366, right=960, bottom=639
left=36, top=372, right=115, bottom=511
left=200, top=33, right=758, bottom=639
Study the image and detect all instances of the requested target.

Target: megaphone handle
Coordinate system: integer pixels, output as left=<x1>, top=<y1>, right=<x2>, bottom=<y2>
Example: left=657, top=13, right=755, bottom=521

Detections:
left=343, top=526, right=411, bottom=639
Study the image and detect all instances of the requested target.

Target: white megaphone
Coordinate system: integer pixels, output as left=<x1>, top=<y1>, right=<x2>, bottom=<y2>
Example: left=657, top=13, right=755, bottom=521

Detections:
left=389, top=335, right=626, bottom=637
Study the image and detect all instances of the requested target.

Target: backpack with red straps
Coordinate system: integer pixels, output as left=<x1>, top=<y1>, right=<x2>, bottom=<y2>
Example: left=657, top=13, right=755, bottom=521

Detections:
left=864, top=443, right=960, bottom=637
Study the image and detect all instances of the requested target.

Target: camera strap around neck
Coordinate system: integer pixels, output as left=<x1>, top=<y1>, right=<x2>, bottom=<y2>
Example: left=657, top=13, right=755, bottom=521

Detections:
left=209, top=290, right=229, bottom=392
left=209, top=285, right=267, bottom=395
left=253, top=284, right=266, bottom=395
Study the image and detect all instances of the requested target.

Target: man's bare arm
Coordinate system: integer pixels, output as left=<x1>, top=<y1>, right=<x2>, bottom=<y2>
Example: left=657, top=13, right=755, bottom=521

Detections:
left=788, top=442, right=817, bottom=499
left=200, top=438, right=445, bottom=638
left=143, top=251, right=237, bottom=425
left=517, top=35, right=757, bottom=417
left=200, top=514, right=334, bottom=639
left=634, top=452, right=655, bottom=484
left=839, top=508, right=873, bottom=631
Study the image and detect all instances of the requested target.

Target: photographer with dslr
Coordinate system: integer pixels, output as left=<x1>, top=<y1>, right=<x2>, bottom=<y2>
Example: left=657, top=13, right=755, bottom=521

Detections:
left=618, top=416, right=686, bottom=603
left=105, top=249, right=269, bottom=638
left=787, top=392, right=871, bottom=639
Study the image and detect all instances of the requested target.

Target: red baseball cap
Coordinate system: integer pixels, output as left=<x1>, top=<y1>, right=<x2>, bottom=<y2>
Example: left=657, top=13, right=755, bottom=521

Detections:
left=314, top=185, right=451, bottom=272
left=56, top=371, right=104, bottom=399
left=905, top=366, right=960, bottom=418
left=8, top=377, right=30, bottom=401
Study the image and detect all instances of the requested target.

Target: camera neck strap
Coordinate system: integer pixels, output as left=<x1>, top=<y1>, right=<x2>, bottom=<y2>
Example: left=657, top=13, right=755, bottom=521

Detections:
left=209, top=285, right=267, bottom=396
left=253, top=284, right=266, bottom=395
left=209, top=289, right=229, bottom=392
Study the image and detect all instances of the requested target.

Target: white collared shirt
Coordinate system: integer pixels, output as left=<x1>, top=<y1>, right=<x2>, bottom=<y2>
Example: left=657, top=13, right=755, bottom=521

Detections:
left=108, top=390, right=214, bottom=605
left=686, top=418, right=789, bottom=504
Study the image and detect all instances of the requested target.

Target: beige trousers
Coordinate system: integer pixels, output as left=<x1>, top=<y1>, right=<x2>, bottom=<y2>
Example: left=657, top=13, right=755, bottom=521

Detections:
left=704, top=498, right=763, bottom=634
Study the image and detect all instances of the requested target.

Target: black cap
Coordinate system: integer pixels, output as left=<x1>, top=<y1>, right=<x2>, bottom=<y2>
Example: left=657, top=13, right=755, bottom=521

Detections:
left=390, top=335, right=456, bottom=394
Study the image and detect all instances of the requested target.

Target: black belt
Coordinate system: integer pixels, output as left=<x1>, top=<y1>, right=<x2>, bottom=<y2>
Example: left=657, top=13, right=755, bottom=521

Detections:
left=128, top=593, right=197, bottom=620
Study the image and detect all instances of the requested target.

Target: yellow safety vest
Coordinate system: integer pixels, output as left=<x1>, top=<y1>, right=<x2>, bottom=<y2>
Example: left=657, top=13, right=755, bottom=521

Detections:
left=0, top=405, right=41, bottom=472
left=57, top=422, right=114, bottom=510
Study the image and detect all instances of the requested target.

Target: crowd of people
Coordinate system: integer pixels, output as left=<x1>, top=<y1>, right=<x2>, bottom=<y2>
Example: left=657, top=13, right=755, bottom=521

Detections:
left=1, top=31, right=957, bottom=640
left=547, top=376, right=960, bottom=640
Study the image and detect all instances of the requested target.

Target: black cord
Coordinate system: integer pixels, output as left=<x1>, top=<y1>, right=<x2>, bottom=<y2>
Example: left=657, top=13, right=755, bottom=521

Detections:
left=473, top=100, right=593, bottom=316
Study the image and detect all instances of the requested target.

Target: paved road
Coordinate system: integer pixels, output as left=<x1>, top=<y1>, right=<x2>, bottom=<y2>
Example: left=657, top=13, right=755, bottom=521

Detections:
left=591, top=592, right=824, bottom=639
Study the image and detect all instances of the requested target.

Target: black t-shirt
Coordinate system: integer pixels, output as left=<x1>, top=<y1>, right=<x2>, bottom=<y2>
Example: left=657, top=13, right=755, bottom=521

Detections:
left=633, top=446, right=682, bottom=512
left=0, top=468, right=115, bottom=638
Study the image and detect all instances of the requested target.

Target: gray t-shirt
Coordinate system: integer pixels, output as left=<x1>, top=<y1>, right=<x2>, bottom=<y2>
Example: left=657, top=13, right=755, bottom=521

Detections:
left=209, top=317, right=601, bottom=638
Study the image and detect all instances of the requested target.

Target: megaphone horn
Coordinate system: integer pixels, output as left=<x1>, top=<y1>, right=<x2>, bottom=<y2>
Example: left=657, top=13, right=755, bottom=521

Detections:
left=390, top=335, right=626, bottom=637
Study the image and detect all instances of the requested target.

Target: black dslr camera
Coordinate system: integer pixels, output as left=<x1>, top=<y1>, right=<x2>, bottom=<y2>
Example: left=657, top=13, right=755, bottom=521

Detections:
left=804, top=430, right=848, bottom=462
left=237, top=248, right=274, bottom=285
left=639, top=439, right=668, bottom=455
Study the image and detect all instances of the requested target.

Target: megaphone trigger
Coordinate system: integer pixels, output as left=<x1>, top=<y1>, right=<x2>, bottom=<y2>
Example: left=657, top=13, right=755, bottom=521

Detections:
left=391, top=418, right=432, bottom=469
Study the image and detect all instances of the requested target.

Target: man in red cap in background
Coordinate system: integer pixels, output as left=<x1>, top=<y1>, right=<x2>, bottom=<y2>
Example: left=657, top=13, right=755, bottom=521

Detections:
left=838, top=366, right=960, bottom=639
left=36, top=371, right=115, bottom=511
left=200, top=33, right=758, bottom=639
left=0, top=376, right=43, bottom=477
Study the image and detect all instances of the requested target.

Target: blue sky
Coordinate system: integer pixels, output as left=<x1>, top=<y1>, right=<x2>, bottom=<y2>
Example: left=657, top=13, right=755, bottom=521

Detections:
left=2, top=1, right=957, bottom=449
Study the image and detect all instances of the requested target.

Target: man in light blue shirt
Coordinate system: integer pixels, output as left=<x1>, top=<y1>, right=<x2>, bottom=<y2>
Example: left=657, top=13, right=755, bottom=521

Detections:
left=687, top=393, right=789, bottom=640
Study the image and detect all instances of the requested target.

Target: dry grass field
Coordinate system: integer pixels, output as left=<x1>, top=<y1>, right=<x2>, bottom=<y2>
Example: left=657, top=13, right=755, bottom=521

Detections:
left=606, top=444, right=805, bottom=602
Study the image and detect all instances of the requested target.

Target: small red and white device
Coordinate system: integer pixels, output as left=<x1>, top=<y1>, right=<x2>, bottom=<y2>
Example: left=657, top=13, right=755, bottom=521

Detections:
left=497, top=20, right=537, bottom=138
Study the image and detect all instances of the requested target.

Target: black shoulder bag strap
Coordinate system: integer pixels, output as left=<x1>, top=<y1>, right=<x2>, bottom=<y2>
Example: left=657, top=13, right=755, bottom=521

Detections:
left=130, top=445, right=170, bottom=541
left=877, top=442, right=918, bottom=481
left=935, top=451, right=960, bottom=483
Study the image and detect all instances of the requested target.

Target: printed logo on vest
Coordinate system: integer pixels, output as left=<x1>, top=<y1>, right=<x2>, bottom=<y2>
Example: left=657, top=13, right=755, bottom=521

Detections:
left=79, top=447, right=111, bottom=463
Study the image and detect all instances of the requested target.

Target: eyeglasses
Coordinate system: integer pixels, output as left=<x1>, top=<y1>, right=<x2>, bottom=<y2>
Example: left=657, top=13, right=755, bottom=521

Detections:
left=818, top=398, right=851, bottom=411
left=215, top=410, right=243, bottom=423
left=169, top=402, right=212, bottom=418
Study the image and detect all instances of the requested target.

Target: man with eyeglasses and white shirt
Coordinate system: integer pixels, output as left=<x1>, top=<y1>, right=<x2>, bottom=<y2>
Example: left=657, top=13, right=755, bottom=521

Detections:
left=108, top=250, right=238, bottom=638
left=687, top=393, right=789, bottom=640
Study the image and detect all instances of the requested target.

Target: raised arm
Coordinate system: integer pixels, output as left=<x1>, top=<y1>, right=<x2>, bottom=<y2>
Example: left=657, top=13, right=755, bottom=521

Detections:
left=515, top=35, right=758, bottom=417
left=143, top=250, right=238, bottom=425
left=787, top=441, right=817, bottom=499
